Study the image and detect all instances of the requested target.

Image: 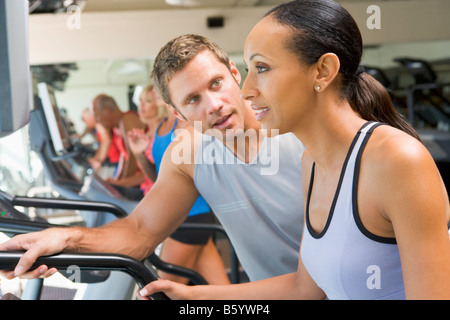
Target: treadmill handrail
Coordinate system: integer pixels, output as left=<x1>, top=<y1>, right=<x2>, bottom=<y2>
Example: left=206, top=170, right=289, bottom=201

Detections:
left=10, top=196, right=128, bottom=218
left=0, top=217, right=58, bottom=234
left=45, top=140, right=80, bottom=162
left=0, top=191, right=240, bottom=284
left=148, top=252, right=207, bottom=285
left=0, top=251, right=169, bottom=300
left=0, top=216, right=215, bottom=286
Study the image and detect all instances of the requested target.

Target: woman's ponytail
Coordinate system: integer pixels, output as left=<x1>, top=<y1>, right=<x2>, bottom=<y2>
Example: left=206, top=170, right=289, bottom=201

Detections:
left=349, top=72, right=421, bottom=140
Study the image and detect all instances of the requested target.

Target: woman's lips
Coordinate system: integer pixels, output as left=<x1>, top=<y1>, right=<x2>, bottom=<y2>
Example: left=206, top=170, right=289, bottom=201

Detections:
left=252, top=107, right=270, bottom=121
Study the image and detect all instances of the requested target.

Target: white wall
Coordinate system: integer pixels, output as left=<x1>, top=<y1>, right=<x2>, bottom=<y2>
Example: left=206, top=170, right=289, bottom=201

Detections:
left=29, top=0, right=450, bottom=64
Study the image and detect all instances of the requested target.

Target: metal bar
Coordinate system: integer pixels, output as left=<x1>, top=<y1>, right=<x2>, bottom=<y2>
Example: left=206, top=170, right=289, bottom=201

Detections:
left=11, top=196, right=128, bottom=218
left=148, top=253, right=207, bottom=285
left=0, top=217, right=57, bottom=234
left=0, top=251, right=169, bottom=300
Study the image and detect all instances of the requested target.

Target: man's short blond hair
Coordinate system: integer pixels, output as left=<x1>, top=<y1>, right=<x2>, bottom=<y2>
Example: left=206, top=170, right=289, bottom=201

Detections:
left=151, top=34, right=231, bottom=107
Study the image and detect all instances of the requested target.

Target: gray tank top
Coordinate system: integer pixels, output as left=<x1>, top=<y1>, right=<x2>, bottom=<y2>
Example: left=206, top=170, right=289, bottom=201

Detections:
left=301, top=122, right=405, bottom=299
left=194, top=132, right=305, bottom=281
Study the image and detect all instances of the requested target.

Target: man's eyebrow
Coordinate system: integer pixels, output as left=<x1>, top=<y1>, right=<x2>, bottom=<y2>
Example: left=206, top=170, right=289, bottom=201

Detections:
left=209, top=74, right=223, bottom=85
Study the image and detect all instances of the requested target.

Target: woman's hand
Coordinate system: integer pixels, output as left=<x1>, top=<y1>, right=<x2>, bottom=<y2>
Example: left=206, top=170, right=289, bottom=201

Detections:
left=138, top=279, right=195, bottom=300
left=128, top=128, right=151, bottom=156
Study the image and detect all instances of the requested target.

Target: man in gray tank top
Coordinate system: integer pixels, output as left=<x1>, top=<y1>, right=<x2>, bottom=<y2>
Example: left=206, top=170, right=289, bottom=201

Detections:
left=0, top=34, right=304, bottom=285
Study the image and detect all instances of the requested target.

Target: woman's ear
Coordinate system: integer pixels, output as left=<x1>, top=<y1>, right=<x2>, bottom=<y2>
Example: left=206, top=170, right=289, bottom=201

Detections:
left=314, top=53, right=340, bottom=91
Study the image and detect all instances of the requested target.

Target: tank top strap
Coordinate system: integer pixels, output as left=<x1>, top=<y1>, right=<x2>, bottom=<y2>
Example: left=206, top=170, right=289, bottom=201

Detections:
left=156, top=118, right=179, bottom=137
left=171, top=119, right=179, bottom=131
left=359, top=121, right=382, bottom=135
left=156, top=117, right=166, bottom=133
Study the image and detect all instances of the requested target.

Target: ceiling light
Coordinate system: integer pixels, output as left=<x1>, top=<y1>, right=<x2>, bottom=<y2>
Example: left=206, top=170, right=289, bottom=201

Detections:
left=165, top=0, right=203, bottom=7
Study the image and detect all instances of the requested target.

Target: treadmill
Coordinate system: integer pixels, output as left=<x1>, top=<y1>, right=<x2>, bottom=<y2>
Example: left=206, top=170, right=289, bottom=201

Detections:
left=30, top=82, right=139, bottom=224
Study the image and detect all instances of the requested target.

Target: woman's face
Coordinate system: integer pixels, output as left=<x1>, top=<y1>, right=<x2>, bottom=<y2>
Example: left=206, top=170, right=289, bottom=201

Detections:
left=242, top=16, right=316, bottom=134
left=139, top=89, right=160, bottom=121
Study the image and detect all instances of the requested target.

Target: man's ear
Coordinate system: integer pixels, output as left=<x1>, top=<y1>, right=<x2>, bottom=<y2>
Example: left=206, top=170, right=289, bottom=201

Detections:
left=314, top=53, right=340, bottom=91
left=168, top=104, right=188, bottom=121
left=229, top=60, right=241, bottom=85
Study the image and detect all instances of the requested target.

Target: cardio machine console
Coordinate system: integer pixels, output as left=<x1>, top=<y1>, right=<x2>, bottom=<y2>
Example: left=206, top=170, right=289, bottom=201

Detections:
left=0, top=192, right=31, bottom=221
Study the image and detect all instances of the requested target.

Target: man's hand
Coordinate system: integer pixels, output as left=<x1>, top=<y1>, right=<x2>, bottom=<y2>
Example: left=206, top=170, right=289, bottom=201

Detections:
left=0, top=228, right=71, bottom=279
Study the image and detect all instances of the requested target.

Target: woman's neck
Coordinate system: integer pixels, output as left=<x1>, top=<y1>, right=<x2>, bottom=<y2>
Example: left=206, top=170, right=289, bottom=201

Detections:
left=292, top=100, right=365, bottom=171
left=145, top=116, right=162, bottom=136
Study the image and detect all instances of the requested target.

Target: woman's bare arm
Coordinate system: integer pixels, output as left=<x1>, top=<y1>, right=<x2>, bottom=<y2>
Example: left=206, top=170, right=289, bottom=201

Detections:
left=374, top=132, right=450, bottom=299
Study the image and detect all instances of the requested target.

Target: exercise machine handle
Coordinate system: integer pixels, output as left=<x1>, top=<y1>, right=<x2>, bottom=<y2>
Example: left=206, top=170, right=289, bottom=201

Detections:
left=0, top=251, right=169, bottom=300
left=10, top=195, right=128, bottom=218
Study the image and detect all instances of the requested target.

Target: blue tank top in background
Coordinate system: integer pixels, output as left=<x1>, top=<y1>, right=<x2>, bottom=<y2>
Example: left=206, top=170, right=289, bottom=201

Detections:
left=152, top=119, right=178, bottom=174
left=152, top=118, right=210, bottom=217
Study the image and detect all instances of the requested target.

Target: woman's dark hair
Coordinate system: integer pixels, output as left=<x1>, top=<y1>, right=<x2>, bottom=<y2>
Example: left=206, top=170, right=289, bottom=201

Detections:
left=265, top=0, right=420, bottom=140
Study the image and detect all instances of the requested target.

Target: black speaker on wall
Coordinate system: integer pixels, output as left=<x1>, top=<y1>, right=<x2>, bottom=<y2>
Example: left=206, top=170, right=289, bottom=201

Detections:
left=207, top=16, right=224, bottom=28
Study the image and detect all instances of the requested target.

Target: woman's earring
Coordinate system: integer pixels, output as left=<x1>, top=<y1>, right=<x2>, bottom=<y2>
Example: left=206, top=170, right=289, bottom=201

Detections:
left=316, top=85, right=321, bottom=91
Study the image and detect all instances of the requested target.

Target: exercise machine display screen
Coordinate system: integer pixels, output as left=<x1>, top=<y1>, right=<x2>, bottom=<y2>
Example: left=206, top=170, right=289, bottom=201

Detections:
left=37, top=82, right=74, bottom=155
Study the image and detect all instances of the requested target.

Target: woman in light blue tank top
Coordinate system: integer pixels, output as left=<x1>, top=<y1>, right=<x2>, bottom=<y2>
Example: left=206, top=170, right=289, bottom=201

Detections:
left=143, top=0, right=450, bottom=300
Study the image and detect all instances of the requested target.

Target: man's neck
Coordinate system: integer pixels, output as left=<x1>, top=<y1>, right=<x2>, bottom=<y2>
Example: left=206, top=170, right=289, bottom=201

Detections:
left=224, top=107, right=263, bottom=163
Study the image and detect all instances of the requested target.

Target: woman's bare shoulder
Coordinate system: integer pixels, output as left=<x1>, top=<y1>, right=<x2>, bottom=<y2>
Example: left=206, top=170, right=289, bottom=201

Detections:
left=366, top=125, right=431, bottom=170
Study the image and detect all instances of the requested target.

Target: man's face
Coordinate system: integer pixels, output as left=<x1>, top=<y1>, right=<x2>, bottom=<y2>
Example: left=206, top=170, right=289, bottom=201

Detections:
left=167, top=50, right=247, bottom=138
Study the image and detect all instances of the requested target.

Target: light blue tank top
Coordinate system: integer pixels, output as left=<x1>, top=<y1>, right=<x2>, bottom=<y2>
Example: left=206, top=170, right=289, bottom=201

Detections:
left=152, top=119, right=210, bottom=217
left=301, top=122, right=406, bottom=300
left=194, top=132, right=305, bottom=281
